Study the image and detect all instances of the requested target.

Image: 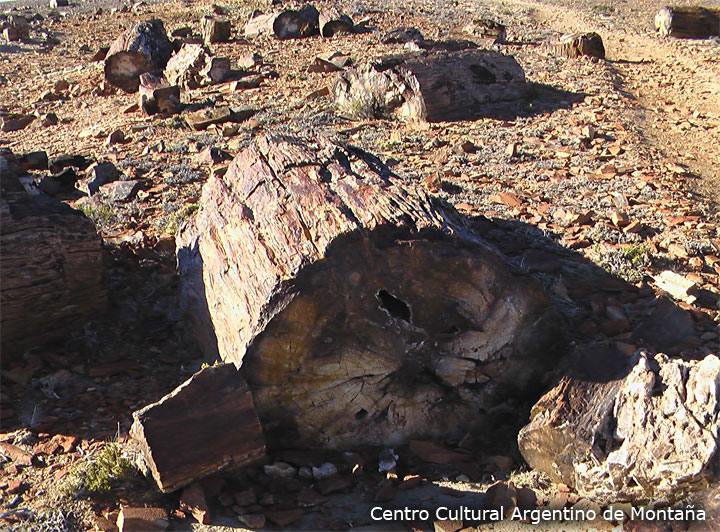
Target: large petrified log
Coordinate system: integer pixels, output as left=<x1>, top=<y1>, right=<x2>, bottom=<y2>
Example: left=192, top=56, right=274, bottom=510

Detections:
left=518, top=346, right=720, bottom=504
left=0, top=176, right=107, bottom=359
left=549, top=32, right=605, bottom=59
left=104, top=19, right=174, bottom=93
left=177, top=133, right=564, bottom=448
left=131, top=363, right=265, bottom=492
left=332, top=50, right=528, bottom=122
left=655, top=6, right=720, bottom=38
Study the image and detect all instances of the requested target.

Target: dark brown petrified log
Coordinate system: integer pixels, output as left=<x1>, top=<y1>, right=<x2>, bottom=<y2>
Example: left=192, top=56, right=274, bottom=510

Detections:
left=131, top=363, right=265, bottom=492
left=272, top=5, right=319, bottom=39
left=104, top=19, right=174, bottom=93
left=332, top=50, right=528, bottom=122
left=318, top=8, right=353, bottom=38
left=0, top=182, right=107, bottom=359
left=176, top=133, right=565, bottom=449
left=549, top=32, right=605, bottom=59
left=655, top=6, right=720, bottom=38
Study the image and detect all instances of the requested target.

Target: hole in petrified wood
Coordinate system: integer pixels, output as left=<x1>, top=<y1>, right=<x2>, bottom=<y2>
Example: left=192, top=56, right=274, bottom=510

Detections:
left=376, top=289, right=412, bottom=322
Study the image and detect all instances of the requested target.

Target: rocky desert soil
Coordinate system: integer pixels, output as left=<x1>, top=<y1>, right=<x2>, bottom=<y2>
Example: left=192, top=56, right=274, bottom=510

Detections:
left=1, top=0, right=719, bottom=530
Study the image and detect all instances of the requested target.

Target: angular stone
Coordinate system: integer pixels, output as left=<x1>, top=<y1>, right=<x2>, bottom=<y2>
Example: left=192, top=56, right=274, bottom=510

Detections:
left=81, top=162, right=120, bottom=196
left=266, top=508, right=303, bottom=527
left=633, top=298, right=696, bottom=352
left=180, top=482, right=210, bottom=524
left=0, top=442, right=32, bottom=466
left=99, top=180, right=141, bottom=202
left=185, top=106, right=255, bottom=130
left=297, top=487, right=327, bottom=507
left=130, top=364, right=265, bottom=492
left=237, top=513, right=265, bottom=528
left=116, top=507, right=168, bottom=532
left=0, top=114, right=35, bottom=132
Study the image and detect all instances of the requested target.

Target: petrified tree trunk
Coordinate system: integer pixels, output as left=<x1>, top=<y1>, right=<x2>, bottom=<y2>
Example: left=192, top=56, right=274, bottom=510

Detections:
left=0, top=188, right=107, bottom=359
left=655, top=6, right=720, bottom=38
left=332, top=50, right=528, bottom=123
left=201, top=15, right=231, bottom=44
left=131, top=363, right=265, bottom=492
left=550, top=32, right=605, bottom=59
left=104, top=19, right=174, bottom=93
left=318, top=8, right=353, bottom=37
left=518, top=347, right=720, bottom=504
left=273, top=5, right=319, bottom=39
left=139, top=74, right=181, bottom=116
left=163, top=43, right=229, bottom=90
left=177, top=133, right=564, bottom=449
left=459, top=18, right=507, bottom=44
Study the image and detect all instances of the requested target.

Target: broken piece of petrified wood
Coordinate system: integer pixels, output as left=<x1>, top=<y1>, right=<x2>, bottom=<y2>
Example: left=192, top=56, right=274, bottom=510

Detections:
left=201, top=15, right=231, bottom=44
left=332, top=49, right=528, bottom=122
left=139, top=74, right=181, bottom=115
left=459, top=18, right=507, bottom=44
left=131, top=363, right=265, bottom=492
left=549, top=32, right=605, bottom=59
left=177, top=133, right=564, bottom=448
left=518, top=347, right=720, bottom=504
left=0, top=186, right=107, bottom=360
left=163, top=43, right=229, bottom=90
left=655, top=6, right=720, bottom=38
left=104, top=19, right=174, bottom=92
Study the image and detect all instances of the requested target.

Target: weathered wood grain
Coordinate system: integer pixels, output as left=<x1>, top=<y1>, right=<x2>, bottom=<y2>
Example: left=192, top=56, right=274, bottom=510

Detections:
left=333, top=49, right=528, bottom=122
left=177, top=133, right=565, bottom=448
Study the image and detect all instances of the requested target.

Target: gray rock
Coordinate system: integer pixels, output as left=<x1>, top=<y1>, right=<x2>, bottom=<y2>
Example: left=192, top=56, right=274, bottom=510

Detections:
left=311, top=462, right=338, bottom=480
left=263, top=462, right=297, bottom=478
left=99, top=180, right=140, bottom=202
left=81, top=161, right=119, bottom=196
left=519, top=349, right=720, bottom=504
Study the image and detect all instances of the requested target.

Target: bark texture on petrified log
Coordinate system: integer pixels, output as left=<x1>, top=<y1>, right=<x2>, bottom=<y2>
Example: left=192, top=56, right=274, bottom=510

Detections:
left=131, top=364, right=265, bottom=492
left=0, top=190, right=107, bottom=359
left=550, top=32, right=605, bottom=59
left=518, top=347, right=720, bottom=504
left=655, top=6, right=720, bottom=38
left=104, top=19, right=174, bottom=93
left=332, top=50, right=527, bottom=122
left=201, top=16, right=231, bottom=44
left=177, top=133, right=564, bottom=448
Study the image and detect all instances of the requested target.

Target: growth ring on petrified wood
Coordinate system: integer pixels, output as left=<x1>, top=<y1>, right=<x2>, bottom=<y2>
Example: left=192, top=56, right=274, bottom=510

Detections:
left=332, top=49, right=528, bottom=122
left=177, top=133, right=565, bottom=448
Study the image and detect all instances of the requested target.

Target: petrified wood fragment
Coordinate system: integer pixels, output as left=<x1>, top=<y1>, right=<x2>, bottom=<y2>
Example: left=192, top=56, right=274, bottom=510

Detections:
left=131, top=363, right=265, bottom=492
left=519, top=347, right=720, bottom=503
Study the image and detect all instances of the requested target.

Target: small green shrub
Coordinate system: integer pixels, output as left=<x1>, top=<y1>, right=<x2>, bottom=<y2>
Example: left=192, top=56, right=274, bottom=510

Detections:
left=62, top=443, right=136, bottom=496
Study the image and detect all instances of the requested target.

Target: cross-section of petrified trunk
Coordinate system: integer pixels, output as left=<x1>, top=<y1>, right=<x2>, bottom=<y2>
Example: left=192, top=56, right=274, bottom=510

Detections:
left=177, top=133, right=564, bottom=448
